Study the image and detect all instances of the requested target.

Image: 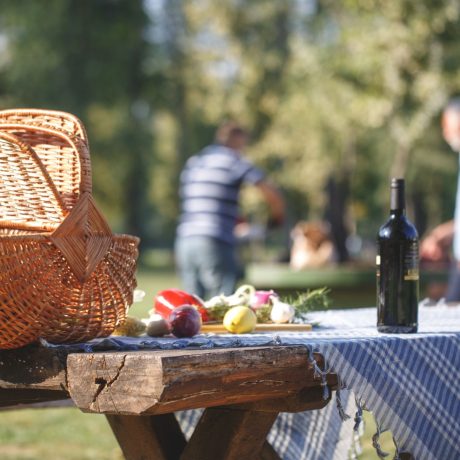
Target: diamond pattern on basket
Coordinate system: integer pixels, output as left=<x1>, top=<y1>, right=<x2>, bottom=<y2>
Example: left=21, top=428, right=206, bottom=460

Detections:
left=51, top=192, right=113, bottom=283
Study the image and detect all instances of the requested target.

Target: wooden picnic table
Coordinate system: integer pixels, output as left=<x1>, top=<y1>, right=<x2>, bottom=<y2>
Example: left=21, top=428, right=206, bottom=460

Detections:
left=0, top=343, right=337, bottom=460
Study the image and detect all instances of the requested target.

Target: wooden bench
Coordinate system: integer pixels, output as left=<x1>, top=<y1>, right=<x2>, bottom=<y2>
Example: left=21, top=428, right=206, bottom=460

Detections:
left=245, top=263, right=449, bottom=306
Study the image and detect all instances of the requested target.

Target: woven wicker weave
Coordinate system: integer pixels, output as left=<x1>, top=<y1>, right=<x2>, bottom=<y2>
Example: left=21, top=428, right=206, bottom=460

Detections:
left=0, top=109, right=139, bottom=349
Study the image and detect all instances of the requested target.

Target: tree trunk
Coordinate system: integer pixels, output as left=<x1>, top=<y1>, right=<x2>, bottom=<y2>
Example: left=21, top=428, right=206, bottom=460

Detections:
left=324, top=174, right=350, bottom=263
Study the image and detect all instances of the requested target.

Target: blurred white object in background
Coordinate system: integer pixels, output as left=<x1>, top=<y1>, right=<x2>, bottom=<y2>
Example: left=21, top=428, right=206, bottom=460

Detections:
left=133, top=289, right=146, bottom=303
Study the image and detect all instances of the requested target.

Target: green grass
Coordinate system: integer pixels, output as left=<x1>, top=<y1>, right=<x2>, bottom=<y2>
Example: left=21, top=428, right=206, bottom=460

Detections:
left=0, top=266, right=397, bottom=459
left=360, top=412, right=397, bottom=459
left=0, top=408, right=122, bottom=460
left=0, top=408, right=397, bottom=459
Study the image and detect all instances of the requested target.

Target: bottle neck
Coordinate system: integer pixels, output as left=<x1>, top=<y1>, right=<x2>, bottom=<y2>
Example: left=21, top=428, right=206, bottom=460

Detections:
left=390, top=208, right=405, bottom=217
left=390, top=182, right=405, bottom=216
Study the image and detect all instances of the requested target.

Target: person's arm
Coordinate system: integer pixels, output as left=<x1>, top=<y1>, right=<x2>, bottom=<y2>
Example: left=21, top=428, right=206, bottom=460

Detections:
left=420, top=220, right=454, bottom=261
left=255, top=180, right=285, bottom=228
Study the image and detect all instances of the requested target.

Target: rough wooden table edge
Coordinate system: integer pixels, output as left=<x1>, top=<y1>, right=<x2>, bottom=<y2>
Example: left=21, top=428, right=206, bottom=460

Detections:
left=0, top=344, right=337, bottom=411
left=66, top=345, right=337, bottom=415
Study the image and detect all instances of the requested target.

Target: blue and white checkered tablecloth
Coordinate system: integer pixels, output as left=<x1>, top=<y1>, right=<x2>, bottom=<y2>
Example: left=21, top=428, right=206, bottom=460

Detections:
left=61, top=305, right=460, bottom=460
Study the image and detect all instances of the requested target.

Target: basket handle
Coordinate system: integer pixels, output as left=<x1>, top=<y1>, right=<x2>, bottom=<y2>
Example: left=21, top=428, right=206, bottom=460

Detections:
left=0, top=122, right=91, bottom=210
left=50, top=192, right=113, bottom=283
left=0, top=131, right=67, bottom=231
left=0, top=109, right=88, bottom=144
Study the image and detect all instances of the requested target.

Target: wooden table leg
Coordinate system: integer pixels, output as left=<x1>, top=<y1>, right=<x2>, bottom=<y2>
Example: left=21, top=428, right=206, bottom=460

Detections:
left=106, top=413, right=186, bottom=460
left=180, top=385, right=331, bottom=460
left=260, top=441, right=282, bottom=460
left=180, top=406, right=279, bottom=460
left=106, top=386, right=331, bottom=460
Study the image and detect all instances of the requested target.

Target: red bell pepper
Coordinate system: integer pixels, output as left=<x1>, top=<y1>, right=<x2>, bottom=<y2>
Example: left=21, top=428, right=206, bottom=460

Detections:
left=154, top=289, right=210, bottom=322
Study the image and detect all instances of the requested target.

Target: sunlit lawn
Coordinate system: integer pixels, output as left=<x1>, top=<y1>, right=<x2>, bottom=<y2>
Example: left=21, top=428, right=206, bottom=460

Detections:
left=0, top=407, right=396, bottom=460
left=0, top=265, right=397, bottom=460
left=0, top=408, right=122, bottom=460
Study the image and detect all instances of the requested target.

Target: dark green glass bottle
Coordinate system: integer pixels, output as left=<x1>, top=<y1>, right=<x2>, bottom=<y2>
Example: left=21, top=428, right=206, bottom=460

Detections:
left=377, top=178, right=419, bottom=333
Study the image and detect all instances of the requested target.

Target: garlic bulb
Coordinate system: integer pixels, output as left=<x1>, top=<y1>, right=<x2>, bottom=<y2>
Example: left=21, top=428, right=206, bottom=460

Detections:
left=144, top=313, right=170, bottom=337
left=270, top=299, right=295, bottom=324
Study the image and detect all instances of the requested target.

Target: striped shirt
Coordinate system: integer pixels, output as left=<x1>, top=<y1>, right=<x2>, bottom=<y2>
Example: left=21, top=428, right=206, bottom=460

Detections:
left=454, top=158, right=460, bottom=260
left=177, top=144, right=265, bottom=244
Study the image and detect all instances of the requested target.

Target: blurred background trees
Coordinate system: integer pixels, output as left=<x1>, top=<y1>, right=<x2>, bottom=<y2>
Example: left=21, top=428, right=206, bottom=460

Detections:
left=1, top=0, right=460, bottom=261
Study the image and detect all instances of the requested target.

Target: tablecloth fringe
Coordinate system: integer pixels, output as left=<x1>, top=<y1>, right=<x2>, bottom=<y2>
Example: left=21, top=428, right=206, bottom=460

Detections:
left=349, top=422, right=364, bottom=459
left=393, top=436, right=404, bottom=460
left=307, top=347, right=331, bottom=400
left=312, top=348, right=394, bottom=460
left=353, top=396, right=363, bottom=431
left=372, top=422, right=390, bottom=459
left=335, top=375, right=351, bottom=422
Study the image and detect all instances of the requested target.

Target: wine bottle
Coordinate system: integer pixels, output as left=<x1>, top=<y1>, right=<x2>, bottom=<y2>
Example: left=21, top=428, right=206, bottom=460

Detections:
left=377, top=178, right=419, bottom=333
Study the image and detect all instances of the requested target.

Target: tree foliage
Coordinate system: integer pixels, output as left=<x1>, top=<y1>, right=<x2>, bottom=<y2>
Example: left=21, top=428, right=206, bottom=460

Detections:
left=1, top=0, right=460, bottom=250
left=0, top=0, right=155, bottom=245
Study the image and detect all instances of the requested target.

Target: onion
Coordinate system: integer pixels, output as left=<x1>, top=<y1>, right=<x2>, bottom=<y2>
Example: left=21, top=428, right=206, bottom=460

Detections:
left=250, top=290, right=278, bottom=309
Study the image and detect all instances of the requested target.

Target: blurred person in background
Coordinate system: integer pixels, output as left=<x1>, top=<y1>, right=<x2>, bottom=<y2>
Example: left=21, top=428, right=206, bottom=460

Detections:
left=421, top=98, right=460, bottom=301
left=175, top=121, right=285, bottom=299
left=290, top=221, right=336, bottom=270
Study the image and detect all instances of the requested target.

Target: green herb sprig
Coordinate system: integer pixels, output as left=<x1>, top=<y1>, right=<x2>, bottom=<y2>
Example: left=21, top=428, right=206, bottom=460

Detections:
left=282, top=287, right=331, bottom=319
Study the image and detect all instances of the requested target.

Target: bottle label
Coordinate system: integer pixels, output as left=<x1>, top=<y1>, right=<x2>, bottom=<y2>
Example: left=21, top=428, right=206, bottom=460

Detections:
left=404, top=241, right=419, bottom=280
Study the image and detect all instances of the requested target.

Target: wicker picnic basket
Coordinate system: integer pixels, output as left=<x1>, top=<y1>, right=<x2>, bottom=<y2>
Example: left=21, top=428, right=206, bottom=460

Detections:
left=0, top=109, right=140, bottom=349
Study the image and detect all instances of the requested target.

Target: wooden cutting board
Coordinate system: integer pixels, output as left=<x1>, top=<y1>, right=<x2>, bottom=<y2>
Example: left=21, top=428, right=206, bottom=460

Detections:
left=201, top=323, right=312, bottom=333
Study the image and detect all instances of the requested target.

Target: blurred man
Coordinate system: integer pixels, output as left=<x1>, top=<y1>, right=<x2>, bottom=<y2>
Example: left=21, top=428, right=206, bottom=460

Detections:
left=421, top=98, right=460, bottom=301
left=175, top=121, right=285, bottom=299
